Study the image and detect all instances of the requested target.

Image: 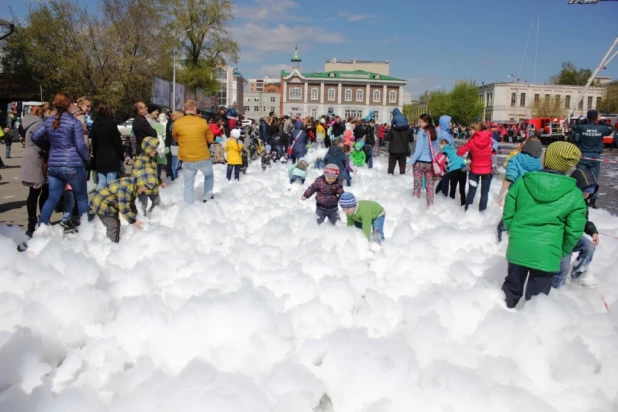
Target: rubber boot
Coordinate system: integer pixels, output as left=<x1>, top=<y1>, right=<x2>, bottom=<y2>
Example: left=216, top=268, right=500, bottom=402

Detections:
left=589, top=199, right=598, bottom=209
left=25, top=217, right=38, bottom=238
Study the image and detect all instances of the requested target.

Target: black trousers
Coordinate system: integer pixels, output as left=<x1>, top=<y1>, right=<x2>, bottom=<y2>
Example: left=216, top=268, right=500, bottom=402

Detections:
left=316, top=205, right=339, bottom=225
left=502, top=262, right=554, bottom=308
left=449, top=169, right=467, bottom=205
left=388, top=153, right=407, bottom=175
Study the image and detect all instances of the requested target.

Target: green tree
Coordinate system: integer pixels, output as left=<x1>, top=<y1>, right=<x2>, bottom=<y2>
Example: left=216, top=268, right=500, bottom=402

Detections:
left=597, top=83, right=618, bottom=114
left=448, top=80, right=483, bottom=125
left=427, top=90, right=451, bottom=120
left=550, top=61, right=595, bottom=86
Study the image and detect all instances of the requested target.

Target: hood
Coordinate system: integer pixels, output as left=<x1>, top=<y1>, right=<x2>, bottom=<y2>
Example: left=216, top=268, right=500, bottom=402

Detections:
left=517, top=153, right=543, bottom=171
left=470, top=131, right=492, bottom=150
left=439, top=115, right=451, bottom=133
left=328, top=146, right=344, bottom=156
left=22, top=114, right=43, bottom=130
left=364, top=110, right=375, bottom=123
left=391, top=108, right=409, bottom=128
left=571, top=168, right=599, bottom=193
left=522, top=172, right=577, bottom=204
left=294, top=121, right=303, bottom=130
left=141, top=136, right=160, bottom=153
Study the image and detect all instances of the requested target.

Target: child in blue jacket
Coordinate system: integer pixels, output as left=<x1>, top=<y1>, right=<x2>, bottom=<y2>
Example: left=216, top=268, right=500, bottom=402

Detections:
left=439, top=139, right=467, bottom=205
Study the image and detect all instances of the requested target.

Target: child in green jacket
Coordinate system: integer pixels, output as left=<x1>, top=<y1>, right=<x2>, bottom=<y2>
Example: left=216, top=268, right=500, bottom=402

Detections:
left=339, top=192, right=385, bottom=244
left=350, top=142, right=366, bottom=167
left=502, top=142, right=587, bottom=309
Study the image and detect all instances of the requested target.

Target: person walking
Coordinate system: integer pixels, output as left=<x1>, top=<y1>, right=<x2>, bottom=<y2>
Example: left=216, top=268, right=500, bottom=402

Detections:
left=385, top=108, right=414, bottom=175
left=457, top=122, right=494, bottom=212
left=407, top=114, right=439, bottom=206
left=172, top=100, right=215, bottom=204
left=91, top=102, right=124, bottom=189
left=132, top=101, right=158, bottom=156
left=31, top=93, right=90, bottom=227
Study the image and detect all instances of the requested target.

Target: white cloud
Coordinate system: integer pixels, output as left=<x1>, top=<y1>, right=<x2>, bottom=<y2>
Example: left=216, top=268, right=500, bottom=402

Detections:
left=257, top=63, right=292, bottom=76
left=234, top=0, right=310, bottom=22
left=327, top=11, right=373, bottom=22
left=231, top=22, right=345, bottom=55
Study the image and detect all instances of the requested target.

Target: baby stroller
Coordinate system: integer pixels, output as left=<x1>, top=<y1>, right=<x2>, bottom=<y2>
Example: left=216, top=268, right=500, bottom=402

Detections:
left=240, top=149, right=249, bottom=174
left=252, top=137, right=265, bottom=161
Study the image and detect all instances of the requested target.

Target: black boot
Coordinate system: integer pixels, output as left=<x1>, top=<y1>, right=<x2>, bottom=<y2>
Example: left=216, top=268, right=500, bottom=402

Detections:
left=589, top=199, right=598, bottom=209
left=25, top=217, right=38, bottom=238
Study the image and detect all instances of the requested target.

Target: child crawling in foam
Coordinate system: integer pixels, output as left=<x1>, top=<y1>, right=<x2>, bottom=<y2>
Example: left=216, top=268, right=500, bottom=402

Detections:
left=339, top=192, right=385, bottom=244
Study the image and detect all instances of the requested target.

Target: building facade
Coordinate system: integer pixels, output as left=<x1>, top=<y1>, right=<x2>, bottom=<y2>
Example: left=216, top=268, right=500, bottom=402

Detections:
left=243, top=89, right=280, bottom=121
left=479, top=82, right=607, bottom=122
left=324, top=59, right=390, bottom=76
left=214, top=66, right=247, bottom=114
left=248, top=77, right=279, bottom=93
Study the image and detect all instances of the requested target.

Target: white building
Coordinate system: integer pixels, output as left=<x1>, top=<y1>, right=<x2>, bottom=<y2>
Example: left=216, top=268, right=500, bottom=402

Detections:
left=244, top=90, right=280, bottom=121
left=214, top=66, right=246, bottom=114
left=478, top=82, right=607, bottom=122
left=248, top=77, right=279, bottom=92
left=279, top=47, right=407, bottom=122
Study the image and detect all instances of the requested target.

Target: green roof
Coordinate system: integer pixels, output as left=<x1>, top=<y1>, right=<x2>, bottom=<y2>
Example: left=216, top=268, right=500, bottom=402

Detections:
left=280, top=69, right=405, bottom=82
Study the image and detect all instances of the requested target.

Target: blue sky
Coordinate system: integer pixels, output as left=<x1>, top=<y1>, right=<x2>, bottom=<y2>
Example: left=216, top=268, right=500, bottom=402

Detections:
left=3, top=0, right=618, bottom=97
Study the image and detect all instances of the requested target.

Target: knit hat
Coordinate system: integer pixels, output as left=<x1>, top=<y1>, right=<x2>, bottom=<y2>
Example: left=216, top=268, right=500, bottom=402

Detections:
left=265, top=144, right=271, bottom=152
left=522, top=138, right=543, bottom=158
left=544, top=142, right=581, bottom=173
left=320, top=118, right=326, bottom=124
left=230, top=129, right=241, bottom=138
left=587, top=110, right=598, bottom=121
left=339, top=192, right=357, bottom=209
left=324, top=164, right=340, bottom=178
left=354, top=142, right=363, bottom=150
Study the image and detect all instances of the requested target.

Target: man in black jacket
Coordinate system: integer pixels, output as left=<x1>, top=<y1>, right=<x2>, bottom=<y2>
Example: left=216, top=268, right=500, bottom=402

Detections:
left=353, top=119, right=368, bottom=142
left=132, top=101, right=157, bottom=156
left=385, top=122, right=414, bottom=175
left=331, top=116, right=346, bottom=139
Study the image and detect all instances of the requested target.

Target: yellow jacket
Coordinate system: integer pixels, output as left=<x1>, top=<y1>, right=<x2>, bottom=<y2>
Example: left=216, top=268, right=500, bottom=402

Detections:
left=225, top=138, right=244, bottom=165
left=172, top=114, right=214, bottom=162
left=316, top=124, right=325, bottom=137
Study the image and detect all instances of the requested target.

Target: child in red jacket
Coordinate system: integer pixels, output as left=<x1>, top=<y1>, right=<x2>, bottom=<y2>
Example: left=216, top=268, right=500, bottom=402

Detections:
left=457, top=122, right=494, bottom=212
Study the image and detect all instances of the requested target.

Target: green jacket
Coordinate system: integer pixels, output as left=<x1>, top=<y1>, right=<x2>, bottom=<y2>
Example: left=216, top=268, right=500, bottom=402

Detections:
left=503, top=170, right=586, bottom=273
left=350, top=149, right=366, bottom=167
left=346, top=200, right=385, bottom=240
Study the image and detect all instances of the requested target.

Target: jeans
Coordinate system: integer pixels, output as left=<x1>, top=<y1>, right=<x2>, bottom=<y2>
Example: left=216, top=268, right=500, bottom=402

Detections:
left=62, top=190, right=75, bottom=222
left=502, top=262, right=555, bottom=308
left=436, top=171, right=450, bottom=197
left=465, top=172, right=493, bottom=212
left=171, top=155, right=179, bottom=181
left=314, top=159, right=325, bottom=169
left=182, top=159, right=214, bottom=204
left=5, top=141, right=12, bottom=158
left=366, top=145, right=374, bottom=169
left=354, top=214, right=386, bottom=243
left=97, top=172, right=118, bottom=190
left=40, top=167, right=88, bottom=225
left=226, top=164, right=240, bottom=181
left=290, top=175, right=305, bottom=184
left=577, top=157, right=600, bottom=200
left=553, top=236, right=596, bottom=288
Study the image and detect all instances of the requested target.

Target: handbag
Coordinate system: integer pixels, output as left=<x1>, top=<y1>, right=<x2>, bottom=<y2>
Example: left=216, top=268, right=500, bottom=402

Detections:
left=427, top=130, right=445, bottom=177
left=288, top=130, right=302, bottom=155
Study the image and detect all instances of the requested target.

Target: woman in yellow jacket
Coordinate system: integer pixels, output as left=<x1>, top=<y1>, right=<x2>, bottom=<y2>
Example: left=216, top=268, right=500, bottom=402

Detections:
left=225, top=128, right=243, bottom=181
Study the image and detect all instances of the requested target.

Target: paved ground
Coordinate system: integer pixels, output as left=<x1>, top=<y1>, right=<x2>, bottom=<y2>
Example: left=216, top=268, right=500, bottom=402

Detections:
left=2, top=141, right=618, bottom=233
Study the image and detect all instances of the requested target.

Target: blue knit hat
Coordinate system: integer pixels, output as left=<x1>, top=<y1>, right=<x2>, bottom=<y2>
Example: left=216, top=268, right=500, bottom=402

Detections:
left=265, top=144, right=271, bottom=151
left=339, top=192, right=357, bottom=209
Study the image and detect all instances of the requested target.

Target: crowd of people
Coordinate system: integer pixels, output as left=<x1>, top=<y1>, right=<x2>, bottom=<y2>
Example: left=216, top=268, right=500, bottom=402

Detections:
left=11, top=91, right=611, bottom=309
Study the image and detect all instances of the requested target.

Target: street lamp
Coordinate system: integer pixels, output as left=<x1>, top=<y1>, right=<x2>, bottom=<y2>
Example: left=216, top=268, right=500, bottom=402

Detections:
left=172, top=28, right=192, bottom=110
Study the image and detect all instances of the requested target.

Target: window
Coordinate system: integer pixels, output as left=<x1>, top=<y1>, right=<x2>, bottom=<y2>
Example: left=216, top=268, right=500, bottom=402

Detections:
left=372, top=111, right=379, bottom=122
left=246, top=97, right=251, bottom=103
left=289, top=87, right=301, bottom=100
left=254, top=97, right=259, bottom=102
left=578, top=99, right=584, bottom=109
left=587, top=96, right=593, bottom=109
left=373, top=90, right=380, bottom=102
left=270, top=96, right=276, bottom=102
left=565, top=95, right=571, bottom=109
left=253, top=106, right=259, bottom=112
left=487, top=94, right=490, bottom=107
left=311, top=88, right=318, bottom=100
left=311, top=108, right=317, bottom=118
left=270, top=107, right=275, bottom=113
left=545, top=94, right=550, bottom=102
left=345, top=89, right=352, bottom=102
left=534, top=94, right=540, bottom=103
left=344, top=109, right=363, bottom=118
left=597, top=97, right=602, bottom=109
left=356, top=90, right=363, bottom=102
left=511, top=93, right=516, bottom=106
left=215, top=67, right=227, bottom=80
left=520, top=93, right=526, bottom=107
left=555, top=95, right=561, bottom=106
left=389, top=91, right=397, bottom=103
left=489, top=93, right=493, bottom=106
left=243, top=106, right=250, bottom=112
left=328, top=89, right=335, bottom=101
